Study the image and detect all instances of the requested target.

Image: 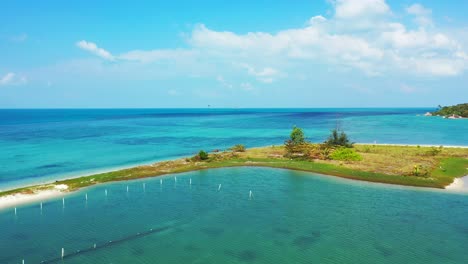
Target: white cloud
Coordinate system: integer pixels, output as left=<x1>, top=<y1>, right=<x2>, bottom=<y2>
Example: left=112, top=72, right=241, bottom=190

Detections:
left=0, top=72, right=27, bottom=86
left=216, top=75, right=233, bottom=88
left=73, top=0, right=468, bottom=80
left=406, top=4, right=433, bottom=27
left=308, top=15, right=327, bottom=25
left=240, top=82, right=254, bottom=91
left=241, top=64, right=280, bottom=83
left=76, top=40, right=115, bottom=61
left=334, top=0, right=390, bottom=19
left=406, top=4, right=431, bottom=16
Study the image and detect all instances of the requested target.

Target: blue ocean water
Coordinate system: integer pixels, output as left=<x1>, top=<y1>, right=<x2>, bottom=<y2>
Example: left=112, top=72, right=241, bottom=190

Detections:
left=0, top=108, right=467, bottom=190
left=1, top=168, right=467, bottom=264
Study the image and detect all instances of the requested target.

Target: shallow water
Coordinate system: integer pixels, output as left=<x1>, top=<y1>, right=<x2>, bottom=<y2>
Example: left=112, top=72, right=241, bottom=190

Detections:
left=1, top=108, right=467, bottom=190
left=1, top=167, right=467, bottom=264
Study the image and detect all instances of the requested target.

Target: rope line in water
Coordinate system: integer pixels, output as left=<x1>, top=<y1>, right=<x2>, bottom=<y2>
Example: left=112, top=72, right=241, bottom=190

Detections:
left=38, top=225, right=172, bottom=264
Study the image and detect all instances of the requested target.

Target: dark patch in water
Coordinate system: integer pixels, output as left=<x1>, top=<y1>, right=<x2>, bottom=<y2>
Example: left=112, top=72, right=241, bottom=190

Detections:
left=374, top=243, right=394, bottom=257
left=274, top=227, right=291, bottom=234
left=131, top=247, right=145, bottom=256
left=184, top=244, right=200, bottom=251
left=293, top=232, right=321, bottom=250
left=37, top=163, right=65, bottom=169
left=224, top=249, right=258, bottom=262
left=426, top=247, right=453, bottom=261
left=9, top=232, right=30, bottom=241
left=200, top=227, right=224, bottom=237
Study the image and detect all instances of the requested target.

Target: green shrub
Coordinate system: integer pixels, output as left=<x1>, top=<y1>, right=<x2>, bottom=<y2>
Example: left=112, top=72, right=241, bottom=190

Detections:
left=330, top=147, right=362, bottom=161
left=198, top=150, right=209, bottom=160
left=290, top=126, right=305, bottom=145
left=425, top=146, right=443, bottom=156
left=411, top=164, right=430, bottom=177
left=324, top=129, right=354, bottom=148
left=284, top=126, right=312, bottom=158
left=230, top=144, right=246, bottom=152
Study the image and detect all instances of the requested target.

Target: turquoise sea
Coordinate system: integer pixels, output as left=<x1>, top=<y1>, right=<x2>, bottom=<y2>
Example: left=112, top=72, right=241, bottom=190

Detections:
left=1, top=168, right=468, bottom=264
left=0, top=108, right=467, bottom=190
left=1, top=108, right=468, bottom=263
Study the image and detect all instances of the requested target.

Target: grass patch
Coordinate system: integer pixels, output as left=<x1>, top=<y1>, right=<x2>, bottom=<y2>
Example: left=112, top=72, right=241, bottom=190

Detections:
left=1, top=144, right=467, bottom=197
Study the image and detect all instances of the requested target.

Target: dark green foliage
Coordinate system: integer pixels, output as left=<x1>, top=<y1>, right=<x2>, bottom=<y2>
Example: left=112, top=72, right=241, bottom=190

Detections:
left=290, top=126, right=305, bottom=145
left=324, top=129, right=354, bottom=148
left=284, top=126, right=310, bottom=158
left=230, top=144, right=246, bottom=152
left=330, top=147, right=362, bottom=161
left=431, top=103, right=468, bottom=117
left=425, top=146, right=443, bottom=156
left=411, top=164, right=430, bottom=177
left=198, top=150, right=209, bottom=160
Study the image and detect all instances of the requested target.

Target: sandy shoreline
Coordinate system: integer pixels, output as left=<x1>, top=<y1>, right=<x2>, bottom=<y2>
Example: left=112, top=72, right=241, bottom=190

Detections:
left=0, top=184, right=68, bottom=211
left=445, top=175, right=468, bottom=192
left=1, top=143, right=466, bottom=211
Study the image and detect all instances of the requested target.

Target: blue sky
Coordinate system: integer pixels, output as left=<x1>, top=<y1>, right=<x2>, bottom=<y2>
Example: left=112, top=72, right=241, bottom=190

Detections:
left=1, top=0, right=468, bottom=108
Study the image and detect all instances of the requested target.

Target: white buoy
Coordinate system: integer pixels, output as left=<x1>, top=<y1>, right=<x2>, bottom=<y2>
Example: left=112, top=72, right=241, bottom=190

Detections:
left=85, top=193, right=88, bottom=201
left=174, top=176, right=177, bottom=183
left=22, top=259, right=25, bottom=264
left=190, top=178, right=192, bottom=185
left=249, top=190, right=253, bottom=200
left=218, top=184, right=222, bottom=191
left=14, top=207, right=17, bottom=215
left=94, top=243, right=96, bottom=249
left=105, top=189, right=108, bottom=196
left=62, top=198, right=65, bottom=207
left=143, top=183, right=146, bottom=191
left=40, top=202, right=43, bottom=210
left=61, top=248, right=65, bottom=259
left=127, top=185, right=129, bottom=192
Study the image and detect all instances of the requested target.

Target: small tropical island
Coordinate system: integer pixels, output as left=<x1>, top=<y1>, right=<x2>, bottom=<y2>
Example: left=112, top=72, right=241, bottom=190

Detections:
left=428, top=103, right=468, bottom=118
left=1, top=127, right=467, bottom=208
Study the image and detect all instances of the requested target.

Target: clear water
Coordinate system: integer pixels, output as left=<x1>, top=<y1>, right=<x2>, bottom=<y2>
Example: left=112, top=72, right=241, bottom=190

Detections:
left=1, top=108, right=467, bottom=190
left=1, top=167, right=467, bottom=264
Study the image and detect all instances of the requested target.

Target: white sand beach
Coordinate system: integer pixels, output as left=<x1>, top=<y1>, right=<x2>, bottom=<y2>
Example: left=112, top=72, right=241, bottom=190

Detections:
left=445, top=175, right=468, bottom=192
left=0, top=184, right=68, bottom=210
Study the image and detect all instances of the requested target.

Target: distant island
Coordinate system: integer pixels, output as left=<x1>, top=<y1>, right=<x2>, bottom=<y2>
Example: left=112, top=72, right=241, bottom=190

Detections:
left=428, top=103, right=468, bottom=118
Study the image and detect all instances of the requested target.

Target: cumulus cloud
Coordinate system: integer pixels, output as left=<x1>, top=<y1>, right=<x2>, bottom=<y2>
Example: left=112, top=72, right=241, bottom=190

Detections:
left=76, top=40, right=115, bottom=61
left=406, top=4, right=433, bottom=27
left=0, top=72, right=27, bottom=86
left=334, top=0, right=390, bottom=19
left=75, top=0, right=468, bottom=79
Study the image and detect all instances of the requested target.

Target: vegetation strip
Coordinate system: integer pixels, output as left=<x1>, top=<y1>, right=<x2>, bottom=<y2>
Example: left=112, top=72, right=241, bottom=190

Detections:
left=1, top=144, right=467, bottom=199
left=2, top=128, right=467, bottom=198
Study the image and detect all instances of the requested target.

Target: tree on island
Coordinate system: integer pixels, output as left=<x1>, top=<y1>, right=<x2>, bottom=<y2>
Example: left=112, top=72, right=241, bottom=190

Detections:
left=431, top=103, right=468, bottom=118
left=289, top=126, right=305, bottom=145
left=324, top=129, right=354, bottom=148
left=284, top=126, right=311, bottom=157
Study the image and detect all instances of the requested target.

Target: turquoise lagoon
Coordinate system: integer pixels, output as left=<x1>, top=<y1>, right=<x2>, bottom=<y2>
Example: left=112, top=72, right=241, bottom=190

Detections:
left=1, top=108, right=467, bottom=190
left=1, top=167, right=468, bottom=264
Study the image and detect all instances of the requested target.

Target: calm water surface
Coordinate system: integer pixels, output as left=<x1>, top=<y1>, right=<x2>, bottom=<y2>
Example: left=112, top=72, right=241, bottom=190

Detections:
left=1, top=167, right=467, bottom=264
left=1, top=108, right=467, bottom=189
